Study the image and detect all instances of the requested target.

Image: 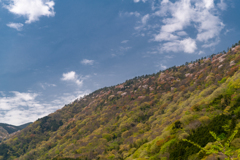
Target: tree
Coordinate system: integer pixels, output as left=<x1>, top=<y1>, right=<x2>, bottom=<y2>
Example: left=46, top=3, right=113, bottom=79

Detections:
left=183, top=125, right=240, bottom=160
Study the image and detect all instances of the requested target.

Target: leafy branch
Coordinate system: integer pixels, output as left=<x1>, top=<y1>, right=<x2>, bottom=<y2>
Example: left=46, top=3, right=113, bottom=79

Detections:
left=183, top=125, right=240, bottom=160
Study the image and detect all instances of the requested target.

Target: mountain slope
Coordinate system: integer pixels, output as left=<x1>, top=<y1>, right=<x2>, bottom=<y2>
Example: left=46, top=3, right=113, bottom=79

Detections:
left=0, top=127, right=8, bottom=140
left=0, top=123, right=32, bottom=142
left=0, top=122, right=32, bottom=134
left=1, top=44, right=240, bottom=160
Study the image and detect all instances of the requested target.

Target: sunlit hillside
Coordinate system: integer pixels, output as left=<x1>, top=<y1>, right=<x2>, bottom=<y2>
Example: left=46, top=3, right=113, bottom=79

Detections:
left=2, top=43, right=240, bottom=159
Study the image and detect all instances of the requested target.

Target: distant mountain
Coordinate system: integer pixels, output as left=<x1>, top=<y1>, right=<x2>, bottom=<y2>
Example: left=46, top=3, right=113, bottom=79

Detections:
left=0, top=122, right=32, bottom=134
left=0, top=127, right=8, bottom=140
left=16, top=122, right=33, bottom=130
left=1, top=43, right=240, bottom=159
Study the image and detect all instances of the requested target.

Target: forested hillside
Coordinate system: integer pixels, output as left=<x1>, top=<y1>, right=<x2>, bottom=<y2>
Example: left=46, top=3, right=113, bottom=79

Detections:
left=0, top=123, right=32, bottom=135
left=2, top=43, right=240, bottom=159
left=0, top=123, right=32, bottom=142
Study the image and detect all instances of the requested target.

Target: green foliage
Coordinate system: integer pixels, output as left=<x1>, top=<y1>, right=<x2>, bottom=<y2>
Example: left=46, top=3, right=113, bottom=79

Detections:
left=0, top=143, right=18, bottom=160
left=169, top=114, right=231, bottom=159
left=172, top=120, right=182, bottom=130
left=39, top=116, right=63, bottom=132
left=102, top=133, right=112, bottom=142
left=218, top=77, right=227, bottom=84
left=183, top=125, right=240, bottom=159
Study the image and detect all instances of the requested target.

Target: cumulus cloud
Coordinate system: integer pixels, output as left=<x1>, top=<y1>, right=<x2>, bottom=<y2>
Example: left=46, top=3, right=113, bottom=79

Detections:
left=6, top=22, right=24, bottom=31
left=154, top=0, right=225, bottom=52
left=132, top=0, right=226, bottom=53
left=161, top=38, right=197, bottom=54
left=4, top=0, right=55, bottom=24
left=61, top=71, right=89, bottom=87
left=81, top=59, right=94, bottom=65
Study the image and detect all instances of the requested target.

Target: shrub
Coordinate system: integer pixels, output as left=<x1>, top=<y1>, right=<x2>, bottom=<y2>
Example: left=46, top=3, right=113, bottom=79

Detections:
left=198, top=116, right=210, bottom=125
left=218, top=77, right=227, bottom=84
left=102, top=133, right=112, bottom=142
left=231, top=138, right=240, bottom=148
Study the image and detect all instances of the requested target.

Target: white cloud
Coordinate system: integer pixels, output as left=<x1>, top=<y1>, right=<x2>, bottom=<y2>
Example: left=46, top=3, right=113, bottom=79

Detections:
left=217, top=0, right=227, bottom=10
left=0, top=91, right=43, bottom=125
left=202, top=38, right=220, bottom=48
left=61, top=71, right=89, bottom=87
left=40, top=83, right=56, bottom=90
left=4, top=0, right=55, bottom=24
left=155, top=32, right=178, bottom=41
left=161, top=38, right=197, bottom=53
left=198, top=51, right=205, bottom=55
left=0, top=92, right=38, bottom=110
left=120, top=46, right=132, bottom=51
left=135, top=0, right=226, bottom=53
left=160, top=64, right=167, bottom=70
left=121, top=40, right=129, bottom=43
left=133, top=0, right=140, bottom=2
left=133, top=0, right=147, bottom=3
left=120, top=11, right=140, bottom=17
left=0, top=90, right=90, bottom=125
left=181, top=38, right=197, bottom=53
left=156, top=64, right=167, bottom=70
left=176, top=31, right=187, bottom=36
left=165, top=55, right=174, bottom=59
left=142, top=14, right=150, bottom=25
left=81, top=59, right=94, bottom=65
left=111, top=46, right=132, bottom=57
left=62, top=71, right=76, bottom=81
left=195, top=11, right=224, bottom=42
left=202, top=0, right=214, bottom=9
left=6, top=22, right=24, bottom=31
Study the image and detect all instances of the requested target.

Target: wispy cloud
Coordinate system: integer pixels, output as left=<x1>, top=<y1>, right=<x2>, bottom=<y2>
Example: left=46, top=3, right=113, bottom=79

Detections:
left=120, top=11, right=140, bottom=17
left=165, top=55, right=174, bottom=59
left=217, top=0, right=227, bottom=10
left=81, top=59, right=94, bottom=65
left=40, top=83, right=56, bottom=90
left=0, top=90, right=90, bottom=125
left=141, top=14, right=150, bottom=25
left=3, top=0, right=55, bottom=24
left=6, top=22, right=24, bottom=31
left=133, top=0, right=148, bottom=3
left=121, top=40, right=129, bottom=44
left=111, top=46, right=132, bottom=57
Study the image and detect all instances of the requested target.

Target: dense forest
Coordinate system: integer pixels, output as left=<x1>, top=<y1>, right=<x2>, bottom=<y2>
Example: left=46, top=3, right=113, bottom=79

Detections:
left=1, top=42, right=240, bottom=159
left=0, top=123, right=32, bottom=142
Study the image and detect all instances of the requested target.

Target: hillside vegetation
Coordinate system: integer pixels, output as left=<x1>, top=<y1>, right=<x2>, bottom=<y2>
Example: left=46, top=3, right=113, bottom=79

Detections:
left=0, top=123, right=32, bottom=135
left=2, top=43, right=240, bottom=159
left=0, top=123, right=32, bottom=142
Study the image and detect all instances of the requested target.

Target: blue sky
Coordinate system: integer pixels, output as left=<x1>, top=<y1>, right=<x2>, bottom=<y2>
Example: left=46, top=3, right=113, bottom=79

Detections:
left=0, top=0, right=239, bottom=125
